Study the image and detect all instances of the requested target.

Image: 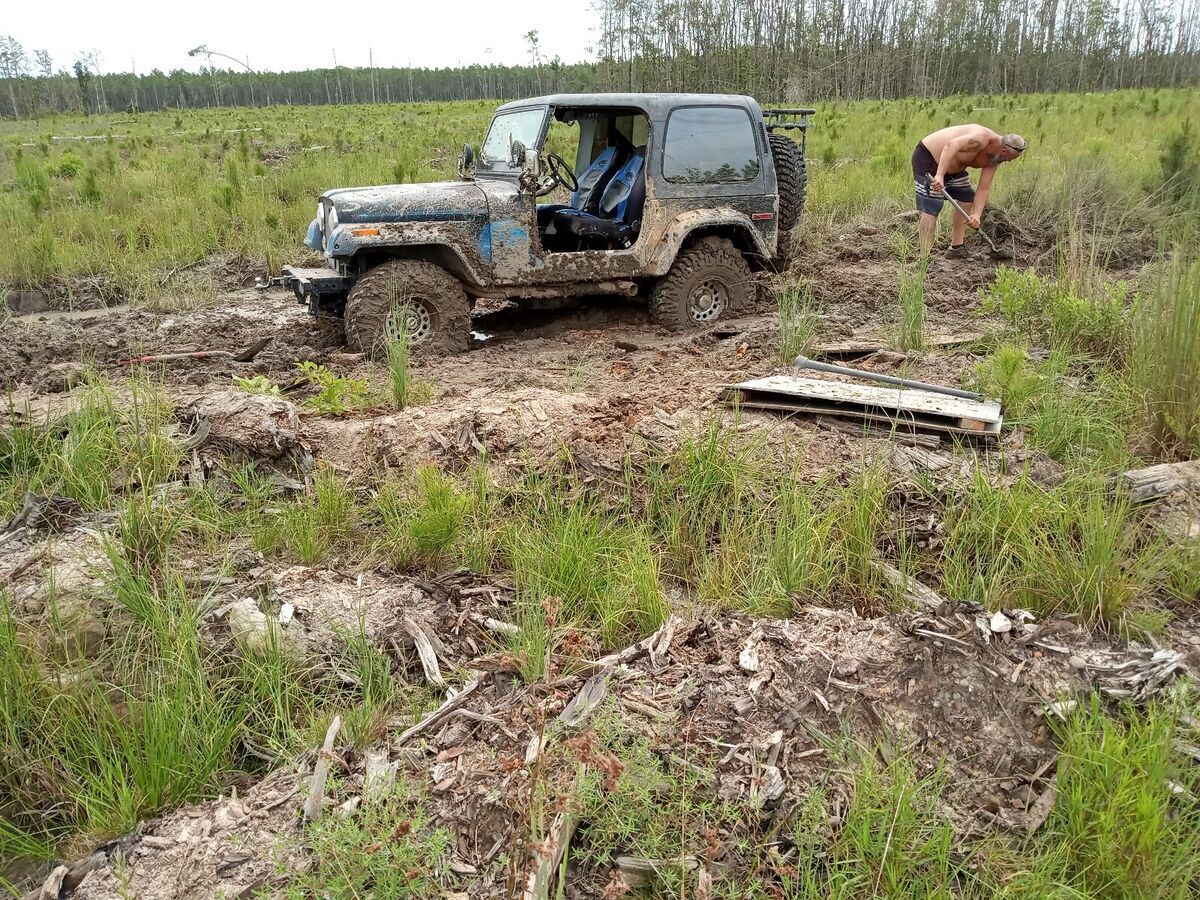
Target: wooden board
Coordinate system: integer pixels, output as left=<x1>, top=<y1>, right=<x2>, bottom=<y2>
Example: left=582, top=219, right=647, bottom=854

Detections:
left=722, top=375, right=1003, bottom=436
left=1116, top=460, right=1200, bottom=504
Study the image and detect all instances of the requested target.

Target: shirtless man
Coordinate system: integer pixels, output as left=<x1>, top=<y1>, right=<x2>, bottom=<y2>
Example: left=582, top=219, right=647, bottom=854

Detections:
left=912, top=125, right=1025, bottom=258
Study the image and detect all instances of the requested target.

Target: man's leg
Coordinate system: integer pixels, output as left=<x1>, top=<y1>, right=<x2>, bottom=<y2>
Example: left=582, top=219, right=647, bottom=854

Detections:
left=950, top=200, right=971, bottom=247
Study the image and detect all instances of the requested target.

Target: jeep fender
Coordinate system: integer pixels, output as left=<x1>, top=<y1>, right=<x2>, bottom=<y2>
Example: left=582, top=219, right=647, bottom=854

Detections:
left=327, top=220, right=490, bottom=287
left=649, top=209, right=773, bottom=277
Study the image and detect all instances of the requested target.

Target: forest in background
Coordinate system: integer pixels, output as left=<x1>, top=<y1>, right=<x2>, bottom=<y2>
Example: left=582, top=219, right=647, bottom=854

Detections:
left=2, top=0, right=1200, bottom=115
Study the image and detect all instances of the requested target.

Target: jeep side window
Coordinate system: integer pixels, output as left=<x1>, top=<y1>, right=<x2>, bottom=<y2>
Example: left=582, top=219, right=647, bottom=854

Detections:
left=662, top=106, right=760, bottom=185
left=479, top=107, right=547, bottom=173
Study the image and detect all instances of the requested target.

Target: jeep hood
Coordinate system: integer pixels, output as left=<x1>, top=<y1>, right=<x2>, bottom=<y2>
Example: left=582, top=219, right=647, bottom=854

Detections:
left=323, top=181, right=488, bottom=224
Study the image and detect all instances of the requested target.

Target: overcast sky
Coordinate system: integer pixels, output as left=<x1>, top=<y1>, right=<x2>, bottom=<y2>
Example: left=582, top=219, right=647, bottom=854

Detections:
left=6, top=0, right=601, bottom=74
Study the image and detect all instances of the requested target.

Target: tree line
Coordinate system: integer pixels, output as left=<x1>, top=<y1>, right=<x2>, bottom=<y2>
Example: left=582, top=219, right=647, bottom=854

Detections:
left=1, top=0, right=1199, bottom=117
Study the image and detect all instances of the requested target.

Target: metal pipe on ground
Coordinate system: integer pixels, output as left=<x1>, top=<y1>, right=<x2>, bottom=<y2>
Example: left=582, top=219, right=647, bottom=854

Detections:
left=792, top=355, right=987, bottom=402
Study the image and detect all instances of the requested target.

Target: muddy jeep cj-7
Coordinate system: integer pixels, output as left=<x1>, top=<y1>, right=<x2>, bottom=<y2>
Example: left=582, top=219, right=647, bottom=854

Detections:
left=273, top=94, right=812, bottom=353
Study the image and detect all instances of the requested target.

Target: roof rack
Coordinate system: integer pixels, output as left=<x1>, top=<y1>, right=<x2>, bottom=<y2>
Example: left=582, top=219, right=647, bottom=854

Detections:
left=762, top=108, right=816, bottom=156
left=762, top=108, right=816, bottom=132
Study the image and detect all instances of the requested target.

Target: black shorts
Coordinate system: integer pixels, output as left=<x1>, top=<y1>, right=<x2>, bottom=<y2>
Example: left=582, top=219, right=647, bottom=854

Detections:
left=912, top=142, right=974, bottom=215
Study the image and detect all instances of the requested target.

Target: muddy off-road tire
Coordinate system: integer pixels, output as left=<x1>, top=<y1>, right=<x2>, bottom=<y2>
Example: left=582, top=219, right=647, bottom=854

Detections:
left=768, top=133, right=806, bottom=231
left=774, top=227, right=798, bottom=270
left=343, top=259, right=470, bottom=356
left=649, top=237, right=753, bottom=329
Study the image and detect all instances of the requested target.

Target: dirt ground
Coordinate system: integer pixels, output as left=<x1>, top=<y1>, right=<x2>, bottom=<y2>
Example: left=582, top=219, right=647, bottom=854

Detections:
left=4, top=225, right=1193, bottom=897
left=3, top=226, right=1002, bottom=482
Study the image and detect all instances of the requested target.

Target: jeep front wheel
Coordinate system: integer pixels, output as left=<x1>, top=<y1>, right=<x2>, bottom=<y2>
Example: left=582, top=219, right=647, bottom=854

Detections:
left=649, top=237, right=753, bottom=329
left=343, top=259, right=471, bottom=356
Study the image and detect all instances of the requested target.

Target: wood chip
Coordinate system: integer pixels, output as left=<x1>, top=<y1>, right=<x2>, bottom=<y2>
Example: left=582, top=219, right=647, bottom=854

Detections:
left=403, top=616, right=445, bottom=686
left=302, top=715, right=342, bottom=823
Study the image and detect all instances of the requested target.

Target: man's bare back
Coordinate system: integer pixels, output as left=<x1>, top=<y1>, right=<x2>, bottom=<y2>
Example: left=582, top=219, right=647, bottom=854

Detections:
left=921, top=124, right=1007, bottom=174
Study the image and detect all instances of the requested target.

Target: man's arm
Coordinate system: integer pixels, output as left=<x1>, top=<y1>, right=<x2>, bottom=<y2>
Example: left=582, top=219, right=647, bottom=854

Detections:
left=970, top=166, right=997, bottom=227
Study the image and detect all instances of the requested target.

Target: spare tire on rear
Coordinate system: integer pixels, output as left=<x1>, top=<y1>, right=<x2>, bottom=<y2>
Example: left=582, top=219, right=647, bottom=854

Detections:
left=768, top=133, right=805, bottom=231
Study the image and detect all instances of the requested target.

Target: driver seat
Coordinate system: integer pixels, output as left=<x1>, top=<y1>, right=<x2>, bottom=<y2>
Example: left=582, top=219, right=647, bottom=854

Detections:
left=537, top=146, right=627, bottom=230
left=549, top=148, right=647, bottom=249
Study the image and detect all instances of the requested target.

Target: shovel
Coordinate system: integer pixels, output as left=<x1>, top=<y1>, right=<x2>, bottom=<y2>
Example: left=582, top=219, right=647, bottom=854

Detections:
left=940, top=192, right=1014, bottom=261
left=120, top=336, right=272, bottom=366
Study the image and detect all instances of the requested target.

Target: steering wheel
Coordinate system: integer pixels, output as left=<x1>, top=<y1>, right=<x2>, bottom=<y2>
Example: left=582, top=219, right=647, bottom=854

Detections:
left=545, top=153, right=579, bottom=193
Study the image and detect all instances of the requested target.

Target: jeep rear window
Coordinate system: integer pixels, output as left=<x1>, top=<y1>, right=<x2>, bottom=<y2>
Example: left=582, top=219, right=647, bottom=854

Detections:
left=479, top=107, right=546, bottom=173
left=662, top=106, right=760, bottom=185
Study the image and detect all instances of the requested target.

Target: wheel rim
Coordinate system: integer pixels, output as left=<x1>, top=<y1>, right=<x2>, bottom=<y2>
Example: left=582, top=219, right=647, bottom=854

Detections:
left=386, top=300, right=434, bottom=345
left=689, top=278, right=728, bottom=323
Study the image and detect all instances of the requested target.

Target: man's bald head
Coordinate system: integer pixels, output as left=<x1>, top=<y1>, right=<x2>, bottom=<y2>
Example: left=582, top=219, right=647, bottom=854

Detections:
left=999, top=133, right=1027, bottom=161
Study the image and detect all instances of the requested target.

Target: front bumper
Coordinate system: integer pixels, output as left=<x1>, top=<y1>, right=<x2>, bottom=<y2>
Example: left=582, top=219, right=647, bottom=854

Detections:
left=259, top=265, right=354, bottom=316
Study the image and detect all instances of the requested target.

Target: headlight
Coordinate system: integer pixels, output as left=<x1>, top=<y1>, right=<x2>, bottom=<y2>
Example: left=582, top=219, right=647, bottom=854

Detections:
left=327, top=205, right=338, bottom=231
left=315, top=203, right=324, bottom=234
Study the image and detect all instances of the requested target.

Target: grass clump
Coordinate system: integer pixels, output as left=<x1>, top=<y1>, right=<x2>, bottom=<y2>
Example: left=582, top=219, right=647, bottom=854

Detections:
left=777, top=279, right=818, bottom=362
left=0, top=372, right=181, bottom=515
left=697, top=466, right=891, bottom=616
left=981, top=265, right=1128, bottom=361
left=973, top=343, right=1133, bottom=468
left=505, top=491, right=667, bottom=677
left=1008, top=697, right=1200, bottom=898
left=383, top=307, right=432, bottom=410
left=232, top=373, right=280, bottom=396
left=896, top=260, right=927, bottom=352
left=297, top=361, right=372, bottom=415
left=1131, top=253, right=1200, bottom=458
left=254, top=467, right=358, bottom=564
left=374, top=465, right=470, bottom=568
left=939, top=470, right=1175, bottom=629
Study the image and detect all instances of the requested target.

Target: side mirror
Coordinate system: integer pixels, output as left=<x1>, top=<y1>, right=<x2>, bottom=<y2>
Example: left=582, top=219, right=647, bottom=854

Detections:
left=522, top=148, right=540, bottom=177
left=509, top=138, right=527, bottom=168
left=457, top=143, right=475, bottom=179
left=517, top=147, right=541, bottom=194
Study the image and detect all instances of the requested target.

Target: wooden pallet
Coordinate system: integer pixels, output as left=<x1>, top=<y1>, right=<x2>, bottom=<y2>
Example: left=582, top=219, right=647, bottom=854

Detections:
left=721, top=375, right=1003, bottom=436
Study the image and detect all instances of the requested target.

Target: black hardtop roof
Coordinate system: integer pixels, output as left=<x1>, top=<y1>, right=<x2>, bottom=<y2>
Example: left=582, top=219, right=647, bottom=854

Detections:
left=495, top=92, right=761, bottom=118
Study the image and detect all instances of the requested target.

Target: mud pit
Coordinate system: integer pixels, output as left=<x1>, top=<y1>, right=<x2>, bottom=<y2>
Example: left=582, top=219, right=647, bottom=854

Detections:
left=4, top=226, right=1191, bottom=897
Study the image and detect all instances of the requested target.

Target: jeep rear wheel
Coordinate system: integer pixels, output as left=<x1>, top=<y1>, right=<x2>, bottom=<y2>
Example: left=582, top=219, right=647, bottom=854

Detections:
left=343, top=259, right=470, bottom=356
left=649, top=237, right=753, bottom=329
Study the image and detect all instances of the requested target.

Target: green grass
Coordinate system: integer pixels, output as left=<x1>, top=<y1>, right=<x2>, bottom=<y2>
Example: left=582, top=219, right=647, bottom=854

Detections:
left=0, top=371, right=181, bottom=516
left=973, top=343, right=1134, bottom=469
left=1, top=90, right=1197, bottom=302
left=286, top=776, right=451, bottom=899
left=777, top=280, right=818, bottom=362
left=896, top=259, right=927, bottom=352
left=254, top=466, right=358, bottom=564
left=504, top=489, right=667, bottom=677
left=1131, top=253, right=1200, bottom=458
left=0, top=478, right=410, bottom=863
left=1006, top=697, right=1200, bottom=899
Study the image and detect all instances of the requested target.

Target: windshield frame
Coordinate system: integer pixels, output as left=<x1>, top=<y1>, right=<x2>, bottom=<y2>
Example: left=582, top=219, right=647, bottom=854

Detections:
left=477, top=105, right=549, bottom=177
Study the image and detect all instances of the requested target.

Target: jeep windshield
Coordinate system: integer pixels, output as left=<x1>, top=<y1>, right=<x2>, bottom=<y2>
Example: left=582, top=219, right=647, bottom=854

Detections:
left=478, top=106, right=547, bottom=175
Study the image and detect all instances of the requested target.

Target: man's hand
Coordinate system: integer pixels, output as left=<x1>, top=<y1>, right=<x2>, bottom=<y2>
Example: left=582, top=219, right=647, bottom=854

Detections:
left=968, top=213, right=981, bottom=229
left=929, top=174, right=945, bottom=194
